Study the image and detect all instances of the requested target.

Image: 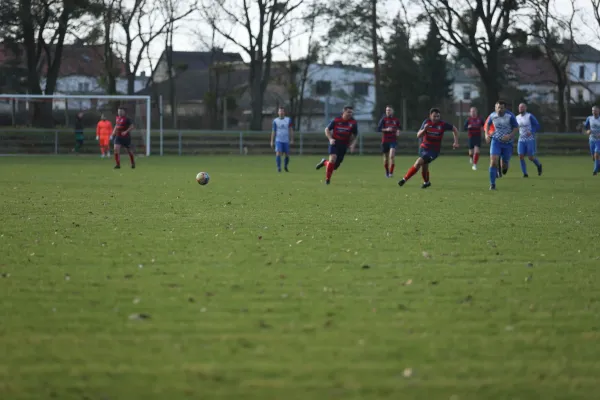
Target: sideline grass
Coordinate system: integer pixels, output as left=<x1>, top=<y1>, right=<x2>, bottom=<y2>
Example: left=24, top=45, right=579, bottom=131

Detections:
left=1, top=155, right=599, bottom=400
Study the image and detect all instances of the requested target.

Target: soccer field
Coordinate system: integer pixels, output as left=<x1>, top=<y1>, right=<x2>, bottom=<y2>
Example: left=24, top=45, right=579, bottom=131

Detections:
left=1, top=155, right=599, bottom=400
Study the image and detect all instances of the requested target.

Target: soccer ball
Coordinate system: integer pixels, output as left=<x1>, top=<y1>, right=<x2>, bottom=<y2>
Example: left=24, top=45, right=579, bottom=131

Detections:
left=196, top=171, right=210, bottom=185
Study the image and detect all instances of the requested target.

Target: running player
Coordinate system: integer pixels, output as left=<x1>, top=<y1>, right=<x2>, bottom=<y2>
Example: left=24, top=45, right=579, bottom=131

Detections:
left=270, top=107, right=294, bottom=172
left=110, top=107, right=135, bottom=169
left=398, top=108, right=459, bottom=189
left=485, top=100, right=519, bottom=190
left=315, top=106, right=358, bottom=185
left=377, top=105, right=401, bottom=177
left=584, top=105, right=600, bottom=175
left=516, top=103, right=542, bottom=177
left=464, top=107, right=483, bottom=170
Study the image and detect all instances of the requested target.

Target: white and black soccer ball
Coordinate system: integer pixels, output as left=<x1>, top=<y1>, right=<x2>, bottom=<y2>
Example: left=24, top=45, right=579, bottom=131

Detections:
left=196, top=171, right=210, bottom=185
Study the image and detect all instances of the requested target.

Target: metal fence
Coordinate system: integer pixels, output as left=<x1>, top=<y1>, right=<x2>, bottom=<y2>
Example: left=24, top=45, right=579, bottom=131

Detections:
left=0, top=128, right=592, bottom=156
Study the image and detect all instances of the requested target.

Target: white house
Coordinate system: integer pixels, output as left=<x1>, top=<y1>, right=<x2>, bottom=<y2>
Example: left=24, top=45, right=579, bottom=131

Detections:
left=567, top=44, right=600, bottom=103
left=299, top=61, right=375, bottom=131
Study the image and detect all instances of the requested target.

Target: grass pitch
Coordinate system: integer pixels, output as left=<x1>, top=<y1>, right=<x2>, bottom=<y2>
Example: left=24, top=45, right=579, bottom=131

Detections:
left=1, top=154, right=599, bottom=400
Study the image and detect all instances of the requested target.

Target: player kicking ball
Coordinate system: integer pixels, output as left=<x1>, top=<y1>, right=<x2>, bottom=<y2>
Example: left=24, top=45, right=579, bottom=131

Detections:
left=111, top=107, right=136, bottom=169
left=315, top=106, right=358, bottom=185
left=398, top=108, right=458, bottom=189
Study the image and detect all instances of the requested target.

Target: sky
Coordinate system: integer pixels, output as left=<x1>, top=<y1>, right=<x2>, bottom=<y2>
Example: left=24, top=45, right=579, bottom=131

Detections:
left=132, top=0, right=600, bottom=74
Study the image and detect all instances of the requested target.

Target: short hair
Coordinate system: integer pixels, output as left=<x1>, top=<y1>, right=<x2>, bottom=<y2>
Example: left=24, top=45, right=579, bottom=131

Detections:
left=385, top=105, right=393, bottom=109
left=593, top=105, right=599, bottom=109
left=343, top=106, right=353, bottom=111
left=118, top=106, right=126, bottom=111
left=278, top=106, right=285, bottom=110
left=429, top=108, right=440, bottom=115
left=496, top=100, right=507, bottom=106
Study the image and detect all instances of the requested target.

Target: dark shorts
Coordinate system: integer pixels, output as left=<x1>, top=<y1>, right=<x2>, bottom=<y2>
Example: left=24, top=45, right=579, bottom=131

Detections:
left=328, top=144, right=348, bottom=169
left=419, top=148, right=439, bottom=164
left=468, top=135, right=481, bottom=149
left=381, top=142, right=397, bottom=153
left=115, top=135, right=131, bottom=147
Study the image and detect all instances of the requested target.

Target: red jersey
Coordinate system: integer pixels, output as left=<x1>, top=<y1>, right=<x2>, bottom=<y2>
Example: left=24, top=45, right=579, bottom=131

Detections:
left=377, top=116, right=401, bottom=143
left=115, top=116, right=132, bottom=137
left=327, top=116, right=358, bottom=145
left=464, top=116, right=483, bottom=137
left=420, top=119, right=454, bottom=152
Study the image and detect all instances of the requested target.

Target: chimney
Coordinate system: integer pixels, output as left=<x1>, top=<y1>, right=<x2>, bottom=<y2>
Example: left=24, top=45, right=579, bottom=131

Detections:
left=333, top=60, right=343, bottom=67
left=140, top=71, right=146, bottom=77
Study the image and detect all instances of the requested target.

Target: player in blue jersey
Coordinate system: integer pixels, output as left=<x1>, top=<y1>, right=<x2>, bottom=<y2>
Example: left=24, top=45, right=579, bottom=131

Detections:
left=270, top=107, right=294, bottom=172
left=485, top=100, right=519, bottom=190
left=516, top=103, right=542, bottom=177
left=584, top=105, right=600, bottom=175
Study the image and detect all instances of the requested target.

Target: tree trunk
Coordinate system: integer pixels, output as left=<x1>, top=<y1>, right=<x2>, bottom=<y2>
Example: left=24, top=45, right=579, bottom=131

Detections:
left=370, top=0, right=381, bottom=117
left=249, top=60, right=264, bottom=130
left=556, top=77, right=566, bottom=132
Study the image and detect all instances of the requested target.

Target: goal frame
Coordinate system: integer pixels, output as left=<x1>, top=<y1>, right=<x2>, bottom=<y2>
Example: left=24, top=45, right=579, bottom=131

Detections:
left=0, top=94, right=152, bottom=156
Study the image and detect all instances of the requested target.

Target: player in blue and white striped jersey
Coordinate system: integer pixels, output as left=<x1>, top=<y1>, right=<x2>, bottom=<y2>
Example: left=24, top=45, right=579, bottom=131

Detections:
left=270, top=107, right=294, bottom=172
left=484, top=100, right=519, bottom=190
left=516, top=103, right=542, bottom=178
left=584, top=105, right=600, bottom=175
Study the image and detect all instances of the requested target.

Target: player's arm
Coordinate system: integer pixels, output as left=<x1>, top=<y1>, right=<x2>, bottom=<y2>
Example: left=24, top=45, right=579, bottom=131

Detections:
left=417, top=120, right=428, bottom=138
left=377, top=117, right=385, bottom=132
left=349, top=124, right=359, bottom=152
left=96, top=123, right=100, bottom=140
left=463, top=119, right=469, bottom=131
left=507, top=114, right=519, bottom=140
left=325, top=120, right=335, bottom=144
left=396, top=121, right=402, bottom=137
left=110, top=122, right=117, bottom=138
left=451, top=125, right=459, bottom=148
left=585, top=118, right=591, bottom=135
left=270, top=120, right=276, bottom=148
left=530, top=115, right=541, bottom=134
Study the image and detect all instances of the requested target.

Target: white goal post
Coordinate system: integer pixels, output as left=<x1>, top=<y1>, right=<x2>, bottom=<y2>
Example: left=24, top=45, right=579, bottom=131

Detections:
left=0, top=94, right=152, bottom=156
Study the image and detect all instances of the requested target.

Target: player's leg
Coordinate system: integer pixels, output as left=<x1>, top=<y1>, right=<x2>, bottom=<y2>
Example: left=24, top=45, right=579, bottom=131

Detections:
left=489, top=140, right=501, bottom=189
left=499, top=143, right=511, bottom=175
left=389, top=145, right=396, bottom=177
left=283, top=142, right=290, bottom=172
left=594, top=142, right=600, bottom=175
left=468, top=137, right=474, bottom=164
left=333, top=146, right=346, bottom=170
left=322, top=145, right=338, bottom=184
left=527, top=141, right=542, bottom=176
left=518, top=141, right=528, bottom=177
left=114, top=141, right=121, bottom=168
left=382, top=143, right=390, bottom=177
left=398, top=154, right=425, bottom=186
left=591, top=141, right=596, bottom=162
left=124, top=138, right=135, bottom=168
left=275, top=142, right=282, bottom=172
left=421, top=162, right=431, bottom=188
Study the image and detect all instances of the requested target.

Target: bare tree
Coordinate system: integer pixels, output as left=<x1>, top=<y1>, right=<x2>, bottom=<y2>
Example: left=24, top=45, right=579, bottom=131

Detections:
left=200, top=0, right=305, bottom=130
left=528, top=0, right=577, bottom=131
left=419, top=0, right=524, bottom=112
left=112, top=0, right=196, bottom=95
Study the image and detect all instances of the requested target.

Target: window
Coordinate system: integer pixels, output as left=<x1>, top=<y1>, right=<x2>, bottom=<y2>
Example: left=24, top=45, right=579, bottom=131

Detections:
left=463, top=86, right=471, bottom=101
left=353, top=82, right=369, bottom=96
left=78, top=82, right=90, bottom=92
left=315, top=80, right=331, bottom=95
left=579, top=65, right=585, bottom=80
left=577, top=88, right=584, bottom=102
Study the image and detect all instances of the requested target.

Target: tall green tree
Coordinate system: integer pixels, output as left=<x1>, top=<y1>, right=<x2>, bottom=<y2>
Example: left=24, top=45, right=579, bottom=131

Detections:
left=416, top=19, right=453, bottom=110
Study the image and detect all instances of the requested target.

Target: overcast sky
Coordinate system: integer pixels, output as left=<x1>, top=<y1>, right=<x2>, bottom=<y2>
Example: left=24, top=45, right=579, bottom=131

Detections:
left=132, top=0, right=600, bottom=74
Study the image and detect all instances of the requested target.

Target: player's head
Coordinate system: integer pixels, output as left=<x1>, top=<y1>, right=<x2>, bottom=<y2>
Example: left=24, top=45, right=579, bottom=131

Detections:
left=429, top=108, right=441, bottom=122
left=469, top=107, right=477, bottom=117
left=518, top=103, right=527, bottom=114
left=593, top=105, right=599, bottom=117
left=342, top=106, right=353, bottom=120
left=118, top=107, right=126, bottom=117
left=77, top=111, right=83, bottom=118
left=385, top=106, right=393, bottom=117
left=278, top=107, right=285, bottom=118
left=495, top=100, right=507, bottom=115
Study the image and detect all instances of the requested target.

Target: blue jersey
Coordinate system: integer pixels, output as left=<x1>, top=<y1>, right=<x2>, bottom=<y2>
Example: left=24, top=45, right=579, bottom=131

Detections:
left=272, top=117, right=292, bottom=143
left=485, top=111, right=519, bottom=143
left=516, top=112, right=540, bottom=142
left=584, top=115, right=600, bottom=142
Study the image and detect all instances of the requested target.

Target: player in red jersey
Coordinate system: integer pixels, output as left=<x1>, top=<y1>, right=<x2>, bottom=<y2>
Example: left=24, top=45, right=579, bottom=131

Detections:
left=110, top=107, right=135, bottom=169
left=315, top=106, right=358, bottom=184
left=398, top=108, right=459, bottom=189
left=377, top=105, right=402, bottom=177
left=464, top=106, right=483, bottom=170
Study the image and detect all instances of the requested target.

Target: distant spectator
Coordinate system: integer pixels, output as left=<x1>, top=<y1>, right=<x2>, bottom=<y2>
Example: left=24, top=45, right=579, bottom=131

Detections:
left=73, top=112, right=84, bottom=154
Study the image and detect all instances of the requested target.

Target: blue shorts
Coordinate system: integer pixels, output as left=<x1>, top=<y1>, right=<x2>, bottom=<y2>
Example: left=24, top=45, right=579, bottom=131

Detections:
left=115, top=135, right=131, bottom=147
left=275, top=141, right=290, bottom=154
left=419, top=148, right=439, bottom=164
left=518, top=140, right=536, bottom=156
left=490, top=139, right=513, bottom=161
left=591, top=140, right=600, bottom=155
left=381, top=142, right=397, bottom=153
left=328, top=144, right=348, bottom=169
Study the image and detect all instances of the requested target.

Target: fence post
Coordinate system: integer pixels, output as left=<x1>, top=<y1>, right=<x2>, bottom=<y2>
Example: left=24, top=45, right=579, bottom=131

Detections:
left=359, top=134, right=364, bottom=155
left=239, top=131, right=243, bottom=155
left=54, top=131, right=58, bottom=154
left=299, top=131, right=303, bottom=155
left=178, top=131, right=182, bottom=156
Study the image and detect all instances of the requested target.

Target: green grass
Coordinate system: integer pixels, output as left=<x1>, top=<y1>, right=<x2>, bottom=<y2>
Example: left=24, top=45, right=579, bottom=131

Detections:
left=1, top=154, right=599, bottom=400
